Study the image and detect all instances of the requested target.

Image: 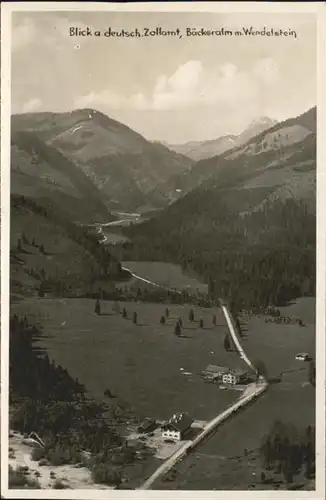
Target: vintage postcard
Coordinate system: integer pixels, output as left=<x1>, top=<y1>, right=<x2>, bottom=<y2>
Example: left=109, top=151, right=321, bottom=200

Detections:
left=1, top=2, right=325, bottom=499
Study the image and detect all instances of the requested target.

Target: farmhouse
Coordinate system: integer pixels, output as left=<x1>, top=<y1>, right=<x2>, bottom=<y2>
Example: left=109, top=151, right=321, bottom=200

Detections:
left=162, top=413, right=194, bottom=441
left=222, top=368, right=248, bottom=385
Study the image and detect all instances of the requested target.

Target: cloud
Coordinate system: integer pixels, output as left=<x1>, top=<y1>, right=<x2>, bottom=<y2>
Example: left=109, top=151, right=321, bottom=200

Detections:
left=21, top=98, right=42, bottom=113
left=147, top=58, right=279, bottom=111
left=253, top=58, right=280, bottom=85
left=151, top=60, right=203, bottom=110
left=12, top=17, right=37, bottom=51
left=73, top=57, right=281, bottom=114
left=74, top=90, right=126, bottom=110
left=12, top=14, right=93, bottom=52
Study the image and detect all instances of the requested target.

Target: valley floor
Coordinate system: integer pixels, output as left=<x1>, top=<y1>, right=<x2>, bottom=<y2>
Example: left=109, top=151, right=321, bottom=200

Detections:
left=10, top=293, right=315, bottom=490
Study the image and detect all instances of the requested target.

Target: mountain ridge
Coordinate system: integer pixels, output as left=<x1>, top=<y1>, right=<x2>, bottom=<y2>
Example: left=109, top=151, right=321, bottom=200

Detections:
left=166, top=116, right=278, bottom=161
left=152, top=107, right=316, bottom=205
left=11, top=108, right=194, bottom=213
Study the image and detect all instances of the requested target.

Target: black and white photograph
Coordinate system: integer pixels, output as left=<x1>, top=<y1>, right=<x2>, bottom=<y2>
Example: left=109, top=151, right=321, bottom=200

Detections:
left=1, top=2, right=325, bottom=498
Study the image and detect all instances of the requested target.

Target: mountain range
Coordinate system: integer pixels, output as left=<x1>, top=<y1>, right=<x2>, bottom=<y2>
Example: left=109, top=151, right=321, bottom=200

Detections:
left=10, top=103, right=316, bottom=308
left=166, top=117, right=278, bottom=161
left=154, top=107, right=316, bottom=206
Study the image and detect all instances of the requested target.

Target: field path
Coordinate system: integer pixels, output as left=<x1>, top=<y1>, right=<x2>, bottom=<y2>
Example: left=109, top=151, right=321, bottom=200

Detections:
left=220, top=304, right=256, bottom=372
left=121, top=266, right=183, bottom=294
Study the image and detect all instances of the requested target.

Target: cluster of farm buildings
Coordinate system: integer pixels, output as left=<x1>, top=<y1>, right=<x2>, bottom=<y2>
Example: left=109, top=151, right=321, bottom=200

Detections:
left=136, top=365, right=254, bottom=443
left=138, top=412, right=194, bottom=441
left=201, top=364, right=252, bottom=385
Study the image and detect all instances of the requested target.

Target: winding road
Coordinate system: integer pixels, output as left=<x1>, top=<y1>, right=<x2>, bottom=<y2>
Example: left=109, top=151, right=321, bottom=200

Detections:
left=127, top=271, right=268, bottom=490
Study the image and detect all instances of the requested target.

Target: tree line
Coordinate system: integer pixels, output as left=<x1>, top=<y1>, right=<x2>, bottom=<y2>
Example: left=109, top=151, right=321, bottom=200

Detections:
left=260, top=421, right=315, bottom=485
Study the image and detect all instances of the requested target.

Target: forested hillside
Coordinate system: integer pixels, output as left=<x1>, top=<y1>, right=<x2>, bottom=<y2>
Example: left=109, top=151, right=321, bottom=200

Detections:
left=115, top=109, right=316, bottom=310
left=10, top=195, right=126, bottom=301
left=11, top=130, right=111, bottom=224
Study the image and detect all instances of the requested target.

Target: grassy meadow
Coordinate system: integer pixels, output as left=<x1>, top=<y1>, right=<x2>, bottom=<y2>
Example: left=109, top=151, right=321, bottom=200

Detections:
left=11, top=298, right=243, bottom=421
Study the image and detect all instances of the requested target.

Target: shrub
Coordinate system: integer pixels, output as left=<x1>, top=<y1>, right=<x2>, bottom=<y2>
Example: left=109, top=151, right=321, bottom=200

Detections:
left=38, top=458, right=49, bottom=466
left=31, top=446, right=46, bottom=461
left=91, top=463, right=122, bottom=486
left=47, top=445, right=70, bottom=466
left=53, top=479, right=68, bottom=489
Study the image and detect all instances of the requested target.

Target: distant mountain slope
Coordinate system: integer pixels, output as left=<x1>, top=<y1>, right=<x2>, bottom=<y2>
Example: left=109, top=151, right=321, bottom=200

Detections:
left=11, top=109, right=193, bottom=212
left=167, top=117, right=277, bottom=161
left=11, top=130, right=112, bottom=224
left=167, top=135, right=237, bottom=161
left=155, top=107, right=316, bottom=204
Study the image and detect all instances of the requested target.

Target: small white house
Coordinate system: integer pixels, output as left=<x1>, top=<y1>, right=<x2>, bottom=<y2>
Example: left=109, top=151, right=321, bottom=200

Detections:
left=162, top=413, right=193, bottom=441
left=295, top=352, right=309, bottom=361
left=222, top=368, right=247, bottom=385
left=222, top=372, right=239, bottom=385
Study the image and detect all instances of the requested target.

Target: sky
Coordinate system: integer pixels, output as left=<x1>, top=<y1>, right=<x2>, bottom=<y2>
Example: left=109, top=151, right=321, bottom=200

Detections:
left=11, top=11, right=316, bottom=143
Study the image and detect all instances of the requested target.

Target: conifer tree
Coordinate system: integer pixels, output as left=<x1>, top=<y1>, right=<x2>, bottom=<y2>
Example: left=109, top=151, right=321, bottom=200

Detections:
left=224, top=334, right=230, bottom=351
left=189, top=309, right=195, bottom=322
left=175, top=321, right=181, bottom=336
left=94, top=299, right=101, bottom=315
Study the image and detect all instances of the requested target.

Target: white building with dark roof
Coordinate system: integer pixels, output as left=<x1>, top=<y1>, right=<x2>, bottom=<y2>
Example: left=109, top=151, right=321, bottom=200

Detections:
left=222, top=368, right=248, bottom=385
left=161, top=413, right=194, bottom=441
